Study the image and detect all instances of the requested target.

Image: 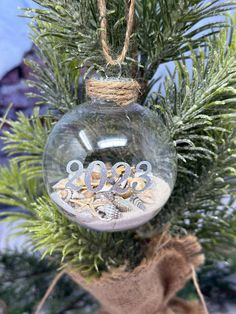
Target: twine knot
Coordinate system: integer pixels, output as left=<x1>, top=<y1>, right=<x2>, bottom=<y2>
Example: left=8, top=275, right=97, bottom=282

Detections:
left=86, top=78, right=140, bottom=106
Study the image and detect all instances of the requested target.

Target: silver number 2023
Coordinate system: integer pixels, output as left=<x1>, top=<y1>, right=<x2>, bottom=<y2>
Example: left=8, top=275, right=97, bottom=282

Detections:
left=65, top=160, right=153, bottom=194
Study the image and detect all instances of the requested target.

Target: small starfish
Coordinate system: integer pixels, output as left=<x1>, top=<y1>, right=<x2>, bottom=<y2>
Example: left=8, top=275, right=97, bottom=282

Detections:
left=70, top=198, right=110, bottom=220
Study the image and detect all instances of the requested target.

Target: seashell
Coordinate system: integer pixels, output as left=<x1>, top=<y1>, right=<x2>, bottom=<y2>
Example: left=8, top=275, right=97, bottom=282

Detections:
left=119, top=179, right=128, bottom=189
left=72, top=191, right=85, bottom=199
left=75, top=204, right=90, bottom=211
left=58, top=189, right=72, bottom=202
left=75, top=178, right=86, bottom=188
left=95, top=193, right=106, bottom=200
left=76, top=176, right=86, bottom=188
left=131, top=166, right=136, bottom=173
left=95, top=193, right=114, bottom=208
left=96, top=204, right=121, bottom=221
left=93, top=198, right=111, bottom=208
left=91, top=171, right=101, bottom=180
left=117, top=188, right=133, bottom=199
left=129, top=195, right=146, bottom=211
left=68, top=172, right=85, bottom=184
left=89, top=179, right=100, bottom=187
left=138, top=190, right=154, bottom=204
left=106, top=176, right=116, bottom=185
left=100, top=183, right=113, bottom=192
left=113, top=196, right=132, bottom=212
left=86, top=165, right=102, bottom=182
left=53, top=178, right=69, bottom=190
left=107, top=169, right=112, bottom=178
left=69, top=197, right=93, bottom=207
left=100, top=192, right=114, bottom=202
left=115, top=180, right=131, bottom=198
left=83, top=191, right=95, bottom=198
left=113, top=165, right=125, bottom=176
left=128, top=177, right=146, bottom=191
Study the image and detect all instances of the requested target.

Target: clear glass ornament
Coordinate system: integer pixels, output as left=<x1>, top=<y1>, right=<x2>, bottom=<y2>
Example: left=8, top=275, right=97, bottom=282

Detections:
left=43, top=99, right=177, bottom=231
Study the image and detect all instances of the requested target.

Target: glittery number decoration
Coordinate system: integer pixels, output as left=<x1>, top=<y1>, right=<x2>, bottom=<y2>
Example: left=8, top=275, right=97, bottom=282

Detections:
left=65, top=160, right=84, bottom=191
left=85, top=161, right=107, bottom=192
left=111, top=162, right=131, bottom=193
left=132, top=161, right=152, bottom=193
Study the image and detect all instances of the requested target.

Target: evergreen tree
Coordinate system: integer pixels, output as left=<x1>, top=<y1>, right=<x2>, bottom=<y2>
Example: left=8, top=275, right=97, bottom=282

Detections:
left=0, top=0, right=236, bottom=312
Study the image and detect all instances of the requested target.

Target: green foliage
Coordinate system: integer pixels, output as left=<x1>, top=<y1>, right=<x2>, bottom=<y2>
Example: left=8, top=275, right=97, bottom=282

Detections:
left=146, top=27, right=236, bottom=260
left=0, top=195, right=143, bottom=275
left=0, top=1, right=235, bottom=276
left=0, top=105, right=143, bottom=273
left=0, top=112, right=143, bottom=274
left=23, top=0, right=236, bottom=83
left=0, top=161, right=38, bottom=210
left=171, top=134, right=236, bottom=261
left=151, top=27, right=236, bottom=179
left=21, top=196, right=143, bottom=274
left=0, top=251, right=98, bottom=314
left=135, top=0, right=236, bottom=77
left=1, top=108, right=51, bottom=180
left=26, top=46, right=82, bottom=114
left=140, top=25, right=236, bottom=258
left=22, top=0, right=236, bottom=112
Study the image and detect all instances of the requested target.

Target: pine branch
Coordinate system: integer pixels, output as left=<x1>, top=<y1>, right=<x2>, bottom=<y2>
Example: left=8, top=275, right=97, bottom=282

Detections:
left=0, top=106, right=142, bottom=274
left=0, top=161, right=39, bottom=210
left=0, top=186, right=144, bottom=276
left=0, top=110, right=143, bottom=274
left=150, top=26, right=236, bottom=181
left=22, top=0, right=236, bottom=85
left=135, top=0, right=236, bottom=77
left=0, top=1, right=235, bottom=275
left=145, top=25, right=236, bottom=260
left=1, top=108, right=51, bottom=180
left=0, top=110, right=143, bottom=275
left=0, top=102, right=143, bottom=273
left=26, top=42, right=82, bottom=115
left=172, top=134, right=236, bottom=261
left=0, top=196, right=144, bottom=275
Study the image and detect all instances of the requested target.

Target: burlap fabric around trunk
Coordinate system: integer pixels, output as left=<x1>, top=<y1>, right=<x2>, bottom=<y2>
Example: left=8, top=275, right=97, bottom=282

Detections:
left=68, top=235, right=205, bottom=314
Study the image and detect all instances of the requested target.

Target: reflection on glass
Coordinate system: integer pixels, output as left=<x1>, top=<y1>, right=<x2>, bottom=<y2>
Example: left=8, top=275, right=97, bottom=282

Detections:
left=79, top=130, right=93, bottom=151
left=97, top=136, right=128, bottom=149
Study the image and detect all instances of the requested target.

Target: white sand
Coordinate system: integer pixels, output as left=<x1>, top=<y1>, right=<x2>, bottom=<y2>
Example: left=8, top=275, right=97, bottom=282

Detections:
left=51, top=177, right=171, bottom=232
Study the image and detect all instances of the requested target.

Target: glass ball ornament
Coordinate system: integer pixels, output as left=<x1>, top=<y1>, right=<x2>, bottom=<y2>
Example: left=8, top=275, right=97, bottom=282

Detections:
left=43, top=82, right=177, bottom=232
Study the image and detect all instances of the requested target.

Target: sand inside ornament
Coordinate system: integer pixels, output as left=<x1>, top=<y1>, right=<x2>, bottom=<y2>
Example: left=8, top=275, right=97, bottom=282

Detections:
left=50, top=165, right=171, bottom=231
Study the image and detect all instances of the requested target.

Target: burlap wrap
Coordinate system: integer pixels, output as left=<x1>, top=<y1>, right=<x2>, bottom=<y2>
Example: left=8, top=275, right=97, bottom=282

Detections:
left=68, top=235, right=205, bottom=314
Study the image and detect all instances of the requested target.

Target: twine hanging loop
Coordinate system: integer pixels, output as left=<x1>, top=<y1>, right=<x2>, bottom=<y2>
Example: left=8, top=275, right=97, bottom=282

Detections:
left=98, top=0, right=135, bottom=65
left=89, top=0, right=139, bottom=106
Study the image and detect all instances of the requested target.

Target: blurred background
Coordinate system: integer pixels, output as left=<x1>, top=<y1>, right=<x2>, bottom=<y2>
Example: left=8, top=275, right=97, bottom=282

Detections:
left=0, top=0, right=39, bottom=166
left=0, top=1, right=235, bottom=313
